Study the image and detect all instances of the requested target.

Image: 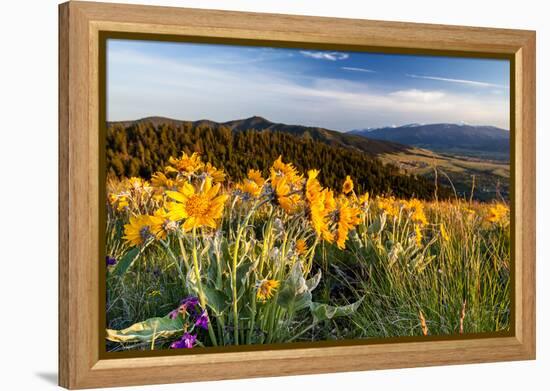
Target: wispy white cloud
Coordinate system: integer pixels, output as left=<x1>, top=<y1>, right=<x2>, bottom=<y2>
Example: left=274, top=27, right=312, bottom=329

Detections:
left=341, top=66, right=375, bottom=73
left=107, top=47, right=509, bottom=130
left=389, top=89, right=445, bottom=102
left=300, top=51, right=349, bottom=61
left=406, top=74, right=508, bottom=89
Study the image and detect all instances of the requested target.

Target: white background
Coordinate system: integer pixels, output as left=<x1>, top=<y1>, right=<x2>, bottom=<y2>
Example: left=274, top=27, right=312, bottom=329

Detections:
left=0, top=0, right=547, bottom=389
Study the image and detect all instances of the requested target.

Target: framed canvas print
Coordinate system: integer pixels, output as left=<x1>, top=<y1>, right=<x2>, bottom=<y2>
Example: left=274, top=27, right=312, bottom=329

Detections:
left=58, top=1, right=536, bottom=389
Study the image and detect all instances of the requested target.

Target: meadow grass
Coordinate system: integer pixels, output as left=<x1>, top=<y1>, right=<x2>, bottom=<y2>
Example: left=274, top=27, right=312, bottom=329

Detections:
left=104, top=153, right=510, bottom=351
left=318, top=201, right=510, bottom=339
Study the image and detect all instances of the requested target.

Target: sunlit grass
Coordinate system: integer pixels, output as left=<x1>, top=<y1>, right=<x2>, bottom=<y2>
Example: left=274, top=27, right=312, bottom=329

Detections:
left=105, top=153, right=510, bottom=351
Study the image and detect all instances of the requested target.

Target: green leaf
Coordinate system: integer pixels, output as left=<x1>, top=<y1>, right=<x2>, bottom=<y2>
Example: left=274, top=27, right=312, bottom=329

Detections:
left=106, top=316, right=184, bottom=343
left=203, top=286, right=229, bottom=315
left=277, top=285, right=312, bottom=312
left=368, top=214, right=386, bottom=235
left=237, top=259, right=255, bottom=285
left=277, top=262, right=312, bottom=312
left=236, top=259, right=255, bottom=299
left=221, top=240, right=231, bottom=263
left=186, top=268, right=199, bottom=294
left=306, top=270, right=322, bottom=292
left=200, top=242, right=211, bottom=258
left=309, top=297, right=364, bottom=322
left=111, top=247, right=140, bottom=277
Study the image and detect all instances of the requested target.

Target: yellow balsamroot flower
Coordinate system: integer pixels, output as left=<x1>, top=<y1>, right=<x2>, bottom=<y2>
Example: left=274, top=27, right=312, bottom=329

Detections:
left=309, top=188, right=336, bottom=243
left=165, top=152, right=204, bottom=176
left=109, top=193, right=129, bottom=211
left=256, top=279, right=280, bottom=302
left=486, top=203, right=509, bottom=224
left=323, top=188, right=336, bottom=211
left=236, top=169, right=265, bottom=198
left=123, top=215, right=154, bottom=247
left=108, top=193, right=118, bottom=205
left=236, top=179, right=262, bottom=198
left=296, top=239, right=308, bottom=256
left=440, top=223, right=450, bottom=242
left=126, top=177, right=150, bottom=191
left=270, top=156, right=303, bottom=189
left=414, top=224, right=423, bottom=247
left=152, top=193, right=164, bottom=203
left=406, top=199, right=428, bottom=226
left=165, top=177, right=228, bottom=232
left=247, top=169, right=265, bottom=187
left=305, top=169, right=322, bottom=203
left=149, top=207, right=178, bottom=240
left=204, top=162, right=226, bottom=183
left=273, top=177, right=300, bottom=214
left=335, top=197, right=361, bottom=249
left=151, top=171, right=183, bottom=191
left=377, top=197, right=399, bottom=218
left=358, top=191, right=369, bottom=206
left=342, top=175, right=354, bottom=195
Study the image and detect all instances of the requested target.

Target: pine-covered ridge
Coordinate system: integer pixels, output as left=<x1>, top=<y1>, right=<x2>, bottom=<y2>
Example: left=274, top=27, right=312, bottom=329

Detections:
left=106, top=117, right=451, bottom=200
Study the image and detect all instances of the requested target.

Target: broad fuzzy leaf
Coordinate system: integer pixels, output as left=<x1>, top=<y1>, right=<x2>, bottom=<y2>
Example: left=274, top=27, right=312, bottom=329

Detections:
left=203, top=286, right=229, bottom=315
left=306, top=270, right=322, bottom=292
left=277, top=262, right=313, bottom=312
left=106, top=316, right=184, bottom=343
left=309, top=297, right=364, bottom=322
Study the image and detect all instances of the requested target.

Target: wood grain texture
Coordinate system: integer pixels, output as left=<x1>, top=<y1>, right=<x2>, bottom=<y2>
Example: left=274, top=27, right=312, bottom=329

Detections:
left=58, top=1, right=536, bottom=389
left=516, top=33, right=536, bottom=353
left=58, top=3, right=70, bottom=387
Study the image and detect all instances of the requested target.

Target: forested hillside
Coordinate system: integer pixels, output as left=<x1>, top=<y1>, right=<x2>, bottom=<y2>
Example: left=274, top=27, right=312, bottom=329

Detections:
left=106, top=120, right=450, bottom=200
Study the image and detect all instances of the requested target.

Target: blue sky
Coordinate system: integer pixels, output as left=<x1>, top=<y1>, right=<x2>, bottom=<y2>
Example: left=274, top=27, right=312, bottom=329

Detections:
left=107, top=39, right=510, bottom=131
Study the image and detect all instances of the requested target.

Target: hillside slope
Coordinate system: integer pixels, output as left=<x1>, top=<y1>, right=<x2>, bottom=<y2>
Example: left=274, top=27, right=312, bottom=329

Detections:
left=110, top=116, right=413, bottom=156
left=107, top=117, right=508, bottom=200
left=106, top=118, right=449, bottom=200
left=349, top=123, right=510, bottom=160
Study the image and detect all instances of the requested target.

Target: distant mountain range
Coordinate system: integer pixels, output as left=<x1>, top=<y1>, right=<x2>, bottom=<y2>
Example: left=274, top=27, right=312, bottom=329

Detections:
left=349, top=123, right=510, bottom=160
left=107, top=116, right=448, bottom=200
left=110, top=116, right=413, bottom=156
left=109, top=116, right=510, bottom=200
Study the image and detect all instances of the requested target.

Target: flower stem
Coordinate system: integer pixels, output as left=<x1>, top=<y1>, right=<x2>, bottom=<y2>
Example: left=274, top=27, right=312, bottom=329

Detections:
left=249, top=211, right=274, bottom=344
left=191, top=227, right=218, bottom=346
left=247, top=285, right=257, bottom=344
left=231, top=225, right=244, bottom=345
left=231, top=201, right=259, bottom=345
left=177, top=235, right=191, bottom=272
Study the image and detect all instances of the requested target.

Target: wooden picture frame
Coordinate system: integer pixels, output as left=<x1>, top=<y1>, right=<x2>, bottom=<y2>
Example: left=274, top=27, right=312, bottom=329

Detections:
left=59, top=1, right=536, bottom=389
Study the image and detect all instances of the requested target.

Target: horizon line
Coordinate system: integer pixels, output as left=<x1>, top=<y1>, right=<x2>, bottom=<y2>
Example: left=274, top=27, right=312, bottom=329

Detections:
left=107, top=114, right=509, bottom=132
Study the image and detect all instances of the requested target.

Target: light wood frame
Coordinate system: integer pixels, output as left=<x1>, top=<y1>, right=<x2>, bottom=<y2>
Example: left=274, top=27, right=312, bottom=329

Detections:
left=59, top=1, right=536, bottom=389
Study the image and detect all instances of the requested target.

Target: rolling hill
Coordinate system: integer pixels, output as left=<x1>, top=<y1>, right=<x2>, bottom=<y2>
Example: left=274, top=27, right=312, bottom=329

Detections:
left=349, top=123, right=510, bottom=160
left=107, top=116, right=509, bottom=200
left=106, top=117, right=448, bottom=200
left=109, top=116, right=413, bottom=156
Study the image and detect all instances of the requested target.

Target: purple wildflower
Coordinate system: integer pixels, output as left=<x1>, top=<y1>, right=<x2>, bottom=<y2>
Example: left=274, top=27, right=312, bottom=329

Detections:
left=168, top=309, right=179, bottom=319
left=106, top=256, right=117, bottom=266
left=168, top=296, right=200, bottom=320
left=180, top=296, right=200, bottom=317
left=170, top=332, right=197, bottom=349
left=195, top=310, right=209, bottom=330
left=180, top=296, right=199, bottom=308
